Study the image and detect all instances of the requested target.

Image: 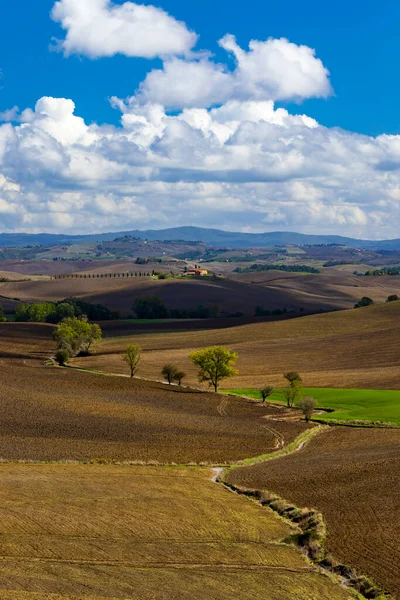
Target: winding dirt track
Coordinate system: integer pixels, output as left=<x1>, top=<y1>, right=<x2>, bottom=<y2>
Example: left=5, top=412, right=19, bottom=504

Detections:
left=226, top=426, right=400, bottom=598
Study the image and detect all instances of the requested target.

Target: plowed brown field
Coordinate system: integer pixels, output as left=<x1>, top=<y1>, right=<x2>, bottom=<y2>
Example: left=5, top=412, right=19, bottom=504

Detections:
left=226, top=427, right=400, bottom=598
left=0, top=465, right=351, bottom=600
left=77, top=301, right=400, bottom=390
left=0, top=357, right=308, bottom=463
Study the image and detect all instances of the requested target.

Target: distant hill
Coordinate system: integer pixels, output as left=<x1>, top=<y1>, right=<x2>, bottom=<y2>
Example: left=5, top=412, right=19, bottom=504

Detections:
left=1, top=226, right=400, bottom=250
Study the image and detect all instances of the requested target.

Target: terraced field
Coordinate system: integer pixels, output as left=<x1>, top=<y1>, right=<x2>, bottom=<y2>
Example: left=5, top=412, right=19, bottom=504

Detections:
left=0, top=464, right=353, bottom=600
left=76, top=301, right=400, bottom=390
left=226, top=427, right=400, bottom=598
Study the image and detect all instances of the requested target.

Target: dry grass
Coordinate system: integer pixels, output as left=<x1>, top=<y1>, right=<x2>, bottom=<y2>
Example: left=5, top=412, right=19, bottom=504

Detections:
left=226, top=427, right=400, bottom=598
left=0, top=464, right=352, bottom=599
left=78, top=301, right=400, bottom=390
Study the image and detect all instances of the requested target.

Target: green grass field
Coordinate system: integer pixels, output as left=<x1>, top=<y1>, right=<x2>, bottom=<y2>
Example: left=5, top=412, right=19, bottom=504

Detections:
left=224, top=387, right=400, bottom=425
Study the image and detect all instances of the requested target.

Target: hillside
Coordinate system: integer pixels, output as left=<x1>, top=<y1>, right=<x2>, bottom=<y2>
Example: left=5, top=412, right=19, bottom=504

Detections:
left=77, top=301, right=400, bottom=390
left=1, top=226, right=400, bottom=249
left=1, top=267, right=399, bottom=317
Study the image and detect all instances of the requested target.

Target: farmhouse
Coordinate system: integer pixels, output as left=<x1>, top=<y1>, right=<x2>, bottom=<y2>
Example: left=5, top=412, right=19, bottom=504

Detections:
left=184, top=267, right=209, bottom=277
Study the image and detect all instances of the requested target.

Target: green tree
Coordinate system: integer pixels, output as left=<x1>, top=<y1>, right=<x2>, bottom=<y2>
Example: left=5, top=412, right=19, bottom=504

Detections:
left=260, top=385, right=274, bottom=403
left=190, top=346, right=239, bottom=392
left=283, top=372, right=303, bottom=408
left=123, top=344, right=141, bottom=377
left=387, top=294, right=399, bottom=303
left=284, top=372, right=302, bottom=385
left=299, top=396, right=317, bottom=422
left=284, top=382, right=302, bottom=408
left=133, top=296, right=169, bottom=319
left=174, top=371, right=186, bottom=386
left=354, top=297, right=374, bottom=308
left=53, top=317, right=102, bottom=357
left=16, top=302, right=56, bottom=323
left=162, top=364, right=178, bottom=384
left=0, top=304, right=6, bottom=323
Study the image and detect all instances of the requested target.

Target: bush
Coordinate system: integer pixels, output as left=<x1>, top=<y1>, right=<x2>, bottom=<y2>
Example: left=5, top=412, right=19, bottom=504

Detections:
left=387, top=294, right=399, bottom=303
left=354, top=296, right=374, bottom=308
left=55, top=349, right=70, bottom=366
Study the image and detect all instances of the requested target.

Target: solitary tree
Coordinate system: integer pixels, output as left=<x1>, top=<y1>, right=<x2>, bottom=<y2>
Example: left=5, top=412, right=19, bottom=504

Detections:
left=387, top=294, right=399, bottom=303
left=174, top=371, right=186, bottom=386
left=123, top=345, right=141, bottom=377
left=260, top=385, right=275, bottom=403
left=189, top=346, right=238, bottom=392
left=162, top=364, right=177, bottom=384
left=299, top=396, right=317, bottom=422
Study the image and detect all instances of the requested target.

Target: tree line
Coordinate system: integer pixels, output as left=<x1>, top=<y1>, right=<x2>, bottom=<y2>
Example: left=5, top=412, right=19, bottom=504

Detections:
left=54, top=272, right=152, bottom=279
left=15, top=298, right=118, bottom=323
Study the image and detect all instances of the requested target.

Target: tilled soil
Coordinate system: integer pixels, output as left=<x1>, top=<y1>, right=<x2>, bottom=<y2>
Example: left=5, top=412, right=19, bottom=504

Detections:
left=226, top=426, right=400, bottom=597
left=0, top=361, right=309, bottom=463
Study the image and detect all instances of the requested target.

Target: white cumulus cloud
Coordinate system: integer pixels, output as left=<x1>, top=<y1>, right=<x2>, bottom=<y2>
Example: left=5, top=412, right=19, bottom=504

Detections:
left=0, top=95, right=400, bottom=238
left=51, top=0, right=198, bottom=58
left=131, top=36, right=332, bottom=109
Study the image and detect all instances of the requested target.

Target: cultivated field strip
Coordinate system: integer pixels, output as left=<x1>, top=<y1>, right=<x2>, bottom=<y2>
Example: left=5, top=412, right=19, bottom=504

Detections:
left=0, top=465, right=352, bottom=599
left=227, top=427, right=400, bottom=598
left=0, top=358, right=308, bottom=463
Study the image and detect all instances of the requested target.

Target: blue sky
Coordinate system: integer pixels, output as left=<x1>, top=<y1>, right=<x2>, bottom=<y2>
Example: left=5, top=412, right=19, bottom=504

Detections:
left=0, top=0, right=398, bottom=135
left=0, top=0, right=399, bottom=237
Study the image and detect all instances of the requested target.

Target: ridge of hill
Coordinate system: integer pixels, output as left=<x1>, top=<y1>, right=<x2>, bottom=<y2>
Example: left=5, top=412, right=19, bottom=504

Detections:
left=1, top=226, right=400, bottom=249
left=77, top=300, right=400, bottom=391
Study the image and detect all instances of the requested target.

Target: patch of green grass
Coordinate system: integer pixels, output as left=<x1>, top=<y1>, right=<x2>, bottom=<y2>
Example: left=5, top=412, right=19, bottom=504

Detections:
left=223, top=387, right=400, bottom=426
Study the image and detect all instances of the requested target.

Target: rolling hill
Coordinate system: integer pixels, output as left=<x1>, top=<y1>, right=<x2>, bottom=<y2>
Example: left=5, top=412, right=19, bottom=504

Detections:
left=1, top=226, right=400, bottom=249
left=76, top=300, right=400, bottom=390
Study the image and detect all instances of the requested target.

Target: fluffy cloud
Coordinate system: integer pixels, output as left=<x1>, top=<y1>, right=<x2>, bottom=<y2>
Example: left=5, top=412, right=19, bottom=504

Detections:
left=51, top=0, right=198, bottom=58
left=0, top=5, right=395, bottom=236
left=0, top=95, right=400, bottom=237
left=129, top=36, right=331, bottom=109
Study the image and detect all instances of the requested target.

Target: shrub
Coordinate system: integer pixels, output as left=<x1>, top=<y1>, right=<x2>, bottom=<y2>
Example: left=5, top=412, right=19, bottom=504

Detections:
left=354, top=296, right=373, bottom=308
left=387, top=294, right=399, bottom=302
left=55, top=349, right=69, bottom=366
